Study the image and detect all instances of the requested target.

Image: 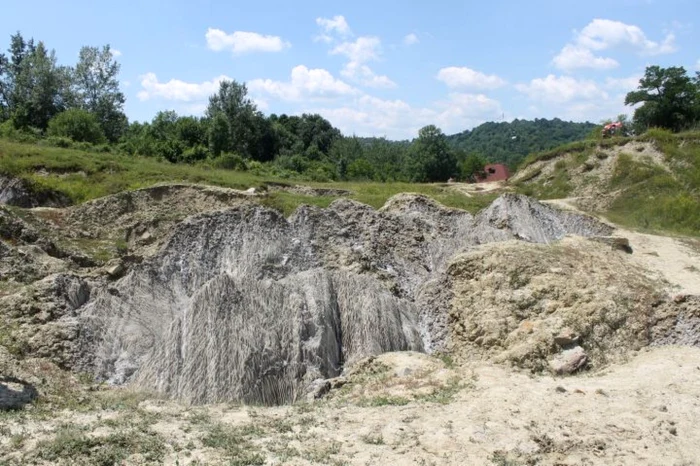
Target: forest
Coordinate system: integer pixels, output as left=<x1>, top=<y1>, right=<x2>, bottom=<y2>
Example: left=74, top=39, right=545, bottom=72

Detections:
left=2, top=32, right=699, bottom=183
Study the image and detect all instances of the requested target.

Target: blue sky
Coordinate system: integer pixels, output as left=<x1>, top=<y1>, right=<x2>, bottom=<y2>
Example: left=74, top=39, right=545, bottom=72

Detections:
left=4, top=0, right=699, bottom=139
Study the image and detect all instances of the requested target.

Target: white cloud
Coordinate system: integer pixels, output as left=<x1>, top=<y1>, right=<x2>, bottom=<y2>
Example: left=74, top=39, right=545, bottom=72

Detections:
left=436, top=67, right=506, bottom=90
left=111, top=48, right=122, bottom=58
left=248, top=65, right=358, bottom=101
left=553, top=19, right=676, bottom=71
left=341, top=62, right=396, bottom=88
left=137, top=73, right=231, bottom=101
left=309, top=92, right=502, bottom=139
left=316, top=15, right=352, bottom=37
left=577, top=19, right=676, bottom=55
left=205, top=28, right=290, bottom=55
left=516, top=74, right=633, bottom=123
left=330, top=36, right=396, bottom=89
left=605, top=75, right=641, bottom=91
left=695, top=59, right=700, bottom=71
left=403, top=33, right=419, bottom=45
left=552, top=45, right=619, bottom=70
left=516, top=75, right=607, bottom=103
left=331, top=36, right=381, bottom=63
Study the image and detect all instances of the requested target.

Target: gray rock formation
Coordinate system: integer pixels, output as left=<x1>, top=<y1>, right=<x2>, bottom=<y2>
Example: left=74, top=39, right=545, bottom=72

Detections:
left=0, top=175, right=70, bottom=208
left=71, top=193, right=615, bottom=404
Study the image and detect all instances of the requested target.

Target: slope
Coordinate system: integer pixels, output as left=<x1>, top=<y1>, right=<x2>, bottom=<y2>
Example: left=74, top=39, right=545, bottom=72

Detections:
left=511, top=130, right=700, bottom=236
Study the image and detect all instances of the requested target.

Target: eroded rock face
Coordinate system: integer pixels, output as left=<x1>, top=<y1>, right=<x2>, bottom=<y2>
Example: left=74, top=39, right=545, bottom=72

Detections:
left=72, top=194, right=618, bottom=404
left=0, top=175, right=71, bottom=208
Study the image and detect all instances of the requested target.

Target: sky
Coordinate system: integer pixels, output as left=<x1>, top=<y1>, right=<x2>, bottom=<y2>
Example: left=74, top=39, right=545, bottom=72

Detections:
left=4, top=0, right=699, bottom=139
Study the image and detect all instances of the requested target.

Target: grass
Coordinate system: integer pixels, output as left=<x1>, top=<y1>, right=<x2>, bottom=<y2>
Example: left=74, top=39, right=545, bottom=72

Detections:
left=514, top=129, right=700, bottom=237
left=515, top=158, right=573, bottom=200
left=33, top=424, right=166, bottom=465
left=0, top=139, right=497, bottom=216
left=201, top=423, right=266, bottom=465
left=605, top=136, right=700, bottom=236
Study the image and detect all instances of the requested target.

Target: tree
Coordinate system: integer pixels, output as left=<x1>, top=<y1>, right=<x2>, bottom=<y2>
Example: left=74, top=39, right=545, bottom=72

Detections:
left=73, top=45, right=127, bottom=141
left=205, top=80, right=260, bottom=158
left=47, top=108, right=105, bottom=143
left=625, top=66, right=699, bottom=132
left=459, top=152, right=487, bottom=182
left=0, top=33, right=71, bottom=130
left=410, top=125, right=457, bottom=182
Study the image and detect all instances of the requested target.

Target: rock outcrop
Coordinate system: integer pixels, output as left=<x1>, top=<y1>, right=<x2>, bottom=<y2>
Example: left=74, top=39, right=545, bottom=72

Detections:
left=1, top=190, right=697, bottom=405
left=70, top=194, right=618, bottom=404
left=0, top=175, right=71, bottom=208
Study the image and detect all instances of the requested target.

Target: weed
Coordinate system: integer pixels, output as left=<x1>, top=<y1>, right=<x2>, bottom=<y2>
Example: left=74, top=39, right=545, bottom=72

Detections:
left=201, top=423, right=266, bottom=465
left=361, top=433, right=385, bottom=445
left=33, top=424, right=166, bottom=464
left=360, top=395, right=411, bottom=407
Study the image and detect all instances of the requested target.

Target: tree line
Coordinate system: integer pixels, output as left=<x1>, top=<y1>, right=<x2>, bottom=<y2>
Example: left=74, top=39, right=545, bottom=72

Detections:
left=2, top=31, right=699, bottom=183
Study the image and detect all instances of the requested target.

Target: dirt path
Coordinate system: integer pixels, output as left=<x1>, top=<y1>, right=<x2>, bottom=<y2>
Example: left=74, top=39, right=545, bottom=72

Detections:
left=448, top=180, right=509, bottom=197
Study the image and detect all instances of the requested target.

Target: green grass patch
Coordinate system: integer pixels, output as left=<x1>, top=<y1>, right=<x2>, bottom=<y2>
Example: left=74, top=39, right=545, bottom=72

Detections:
left=360, top=395, right=411, bottom=407
left=201, top=423, right=266, bottom=465
left=606, top=141, right=700, bottom=236
left=33, top=424, right=166, bottom=465
left=515, top=161, right=572, bottom=200
left=0, top=139, right=497, bottom=217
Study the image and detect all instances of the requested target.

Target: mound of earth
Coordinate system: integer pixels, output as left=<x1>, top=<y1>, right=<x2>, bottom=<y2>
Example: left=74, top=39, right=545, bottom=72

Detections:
left=443, top=237, right=700, bottom=371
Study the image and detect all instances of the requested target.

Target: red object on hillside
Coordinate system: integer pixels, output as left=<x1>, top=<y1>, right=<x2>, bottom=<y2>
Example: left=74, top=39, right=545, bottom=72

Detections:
left=478, top=163, right=510, bottom=182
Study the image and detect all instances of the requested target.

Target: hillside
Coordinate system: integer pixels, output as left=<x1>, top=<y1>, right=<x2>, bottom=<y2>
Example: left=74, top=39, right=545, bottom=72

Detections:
left=0, top=136, right=699, bottom=465
left=446, top=118, right=598, bottom=168
left=511, top=129, right=700, bottom=236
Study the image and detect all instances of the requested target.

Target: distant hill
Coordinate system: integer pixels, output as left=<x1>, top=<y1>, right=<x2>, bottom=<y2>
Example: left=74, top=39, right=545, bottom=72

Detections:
left=446, top=118, right=597, bottom=168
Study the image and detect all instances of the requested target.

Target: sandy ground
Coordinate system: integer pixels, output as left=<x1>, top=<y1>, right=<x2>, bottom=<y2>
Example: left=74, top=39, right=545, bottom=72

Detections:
left=543, top=198, right=700, bottom=296
left=2, top=348, right=699, bottom=465
left=447, top=181, right=510, bottom=197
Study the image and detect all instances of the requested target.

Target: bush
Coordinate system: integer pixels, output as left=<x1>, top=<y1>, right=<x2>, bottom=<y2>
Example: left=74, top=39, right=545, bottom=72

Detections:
left=0, top=120, right=40, bottom=143
left=642, top=127, right=675, bottom=144
left=181, top=145, right=209, bottom=163
left=47, top=109, right=106, bottom=144
left=44, top=136, right=74, bottom=148
left=211, top=153, right=248, bottom=171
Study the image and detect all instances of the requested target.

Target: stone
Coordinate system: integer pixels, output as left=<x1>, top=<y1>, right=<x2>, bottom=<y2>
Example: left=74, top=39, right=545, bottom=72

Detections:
left=550, top=346, right=588, bottom=375
left=106, top=263, right=125, bottom=278
left=554, top=328, right=580, bottom=347
left=306, top=379, right=331, bottom=401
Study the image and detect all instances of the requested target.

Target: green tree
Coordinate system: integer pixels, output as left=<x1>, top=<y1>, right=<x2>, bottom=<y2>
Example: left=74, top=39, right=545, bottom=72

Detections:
left=410, top=125, right=457, bottom=182
left=625, top=66, right=699, bottom=132
left=459, top=152, right=487, bottom=182
left=47, top=108, right=105, bottom=143
left=205, top=80, right=259, bottom=158
left=74, top=45, right=127, bottom=141
left=0, top=34, right=70, bottom=130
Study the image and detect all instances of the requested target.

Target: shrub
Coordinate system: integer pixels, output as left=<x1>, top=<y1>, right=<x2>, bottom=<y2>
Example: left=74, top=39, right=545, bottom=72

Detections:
left=181, top=144, right=209, bottom=163
left=212, top=153, right=248, bottom=171
left=44, top=136, right=74, bottom=148
left=642, top=127, right=675, bottom=144
left=47, top=109, right=106, bottom=144
left=0, top=120, right=40, bottom=143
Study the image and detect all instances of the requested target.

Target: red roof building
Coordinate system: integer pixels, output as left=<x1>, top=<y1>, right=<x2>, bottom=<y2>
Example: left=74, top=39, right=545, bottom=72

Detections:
left=478, top=163, right=511, bottom=182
